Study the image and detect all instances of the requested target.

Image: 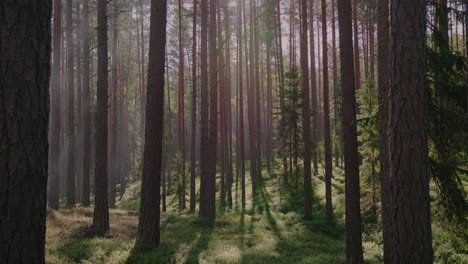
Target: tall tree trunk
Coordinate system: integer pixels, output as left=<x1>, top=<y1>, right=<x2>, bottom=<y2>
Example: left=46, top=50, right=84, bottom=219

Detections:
left=337, top=0, right=364, bottom=261
left=389, top=0, right=433, bottom=261
left=309, top=0, right=319, bottom=176
left=0, top=1, right=51, bottom=262
left=377, top=0, right=392, bottom=262
left=66, top=0, right=76, bottom=208
left=109, top=0, right=119, bottom=209
left=223, top=0, right=234, bottom=209
left=204, top=0, right=218, bottom=221
left=81, top=0, right=91, bottom=207
left=276, top=0, right=289, bottom=181
left=199, top=0, right=210, bottom=219
left=93, top=0, right=110, bottom=234
left=248, top=0, right=257, bottom=193
left=238, top=0, right=246, bottom=209
left=321, top=0, right=333, bottom=220
left=178, top=0, right=186, bottom=210
left=301, top=0, right=312, bottom=218
left=76, top=0, right=83, bottom=203
left=137, top=0, right=167, bottom=248
left=217, top=0, right=226, bottom=207
left=49, top=0, right=62, bottom=210
left=190, top=0, right=198, bottom=212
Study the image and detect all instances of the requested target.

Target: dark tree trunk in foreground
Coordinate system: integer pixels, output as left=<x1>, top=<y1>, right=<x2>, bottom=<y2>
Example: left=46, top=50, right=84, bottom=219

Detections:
left=190, top=0, right=198, bottom=212
left=81, top=0, right=91, bottom=207
left=377, top=0, right=392, bottom=262
left=321, top=0, right=333, bottom=220
left=49, top=0, right=62, bottom=210
left=0, top=1, right=51, bottom=263
left=137, top=0, right=167, bottom=248
left=300, top=0, right=312, bottom=218
left=66, top=0, right=76, bottom=208
left=389, top=0, right=433, bottom=262
left=93, top=0, right=110, bottom=234
left=337, top=0, right=364, bottom=261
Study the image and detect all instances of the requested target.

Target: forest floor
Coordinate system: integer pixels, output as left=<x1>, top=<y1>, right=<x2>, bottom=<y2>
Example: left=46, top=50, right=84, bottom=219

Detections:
left=45, top=164, right=355, bottom=264
left=45, top=163, right=467, bottom=263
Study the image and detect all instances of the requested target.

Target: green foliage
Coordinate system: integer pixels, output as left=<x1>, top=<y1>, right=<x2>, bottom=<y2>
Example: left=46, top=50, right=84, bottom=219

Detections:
left=426, top=5, right=468, bottom=222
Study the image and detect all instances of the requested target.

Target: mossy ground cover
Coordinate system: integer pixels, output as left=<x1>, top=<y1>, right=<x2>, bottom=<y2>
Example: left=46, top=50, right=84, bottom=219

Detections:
left=46, top=164, right=466, bottom=263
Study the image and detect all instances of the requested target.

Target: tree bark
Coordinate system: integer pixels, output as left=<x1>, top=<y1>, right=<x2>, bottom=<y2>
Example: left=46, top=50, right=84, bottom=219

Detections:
left=178, top=0, right=186, bottom=210
left=137, top=0, right=167, bottom=248
left=93, top=0, right=110, bottom=234
left=0, top=2, right=51, bottom=263
left=337, top=0, right=364, bottom=261
left=237, top=0, right=246, bottom=209
left=49, top=0, right=62, bottom=210
left=321, top=0, right=333, bottom=220
left=309, top=0, right=319, bottom=176
left=81, top=0, right=91, bottom=207
left=377, top=0, right=392, bottom=262
left=389, top=0, right=433, bottom=261
left=300, top=0, right=312, bottom=218
left=190, top=0, right=198, bottom=212
left=66, top=0, right=76, bottom=208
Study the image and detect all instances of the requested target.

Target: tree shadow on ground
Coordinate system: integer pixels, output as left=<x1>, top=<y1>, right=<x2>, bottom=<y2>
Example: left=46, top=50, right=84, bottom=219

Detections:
left=126, top=216, right=214, bottom=264
left=240, top=179, right=346, bottom=264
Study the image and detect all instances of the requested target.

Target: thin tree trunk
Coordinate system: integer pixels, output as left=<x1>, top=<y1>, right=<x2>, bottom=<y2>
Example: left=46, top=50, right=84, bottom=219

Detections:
left=238, top=0, right=246, bottom=209
left=301, top=0, right=312, bottom=218
left=81, top=0, right=91, bottom=206
left=309, top=0, right=319, bottom=176
left=321, top=0, right=333, bottom=220
left=49, top=0, right=62, bottom=210
left=178, top=0, right=186, bottom=210
left=190, top=0, right=198, bottom=212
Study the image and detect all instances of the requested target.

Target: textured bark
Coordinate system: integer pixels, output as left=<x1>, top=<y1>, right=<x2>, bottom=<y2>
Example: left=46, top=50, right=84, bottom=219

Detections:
left=203, top=0, right=218, bottom=221
left=309, top=0, right=319, bottom=176
left=389, top=0, right=433, bottom=261
left=321, top=0, right=333, bottom=220
left=300, top=0, right=312, bottom=218
left=0, top=1, right=51, bottom=262
left=377, top=0, right=392, bottom=262
left=49, top=0, right=62, bottom=210
left=190, top=0, right=198, bottom=212
left=337, top=0, right=364, bottom=261
left=137, top=0, right=167, bottom=248
left=66, top=0, right=76, bottom=208
left=247, top=0, right=257, bottom=193
left=81, top=0, right=91, bottom=207
left=93, top=0, right=110, bottom=234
